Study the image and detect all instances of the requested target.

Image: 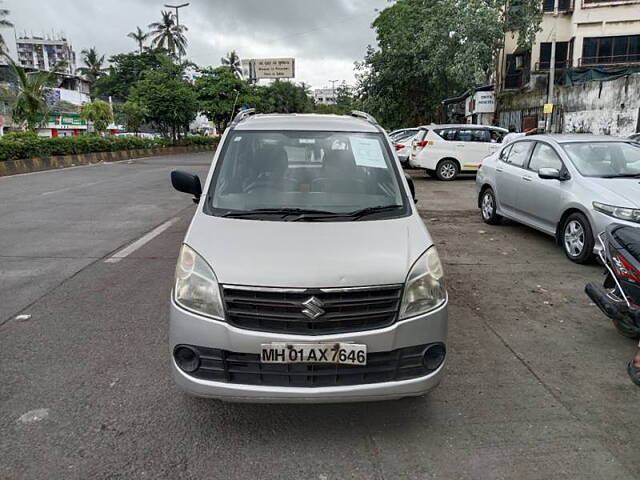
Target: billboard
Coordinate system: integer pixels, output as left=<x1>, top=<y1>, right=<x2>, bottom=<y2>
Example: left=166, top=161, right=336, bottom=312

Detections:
left=243, top=58, right=295, bottom=80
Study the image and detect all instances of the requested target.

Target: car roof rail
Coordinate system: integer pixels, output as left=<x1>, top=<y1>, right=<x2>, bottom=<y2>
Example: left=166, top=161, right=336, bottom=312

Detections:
left=351, top=110, right=379, bottom=126
left=230, top=108, right=256, bottom=128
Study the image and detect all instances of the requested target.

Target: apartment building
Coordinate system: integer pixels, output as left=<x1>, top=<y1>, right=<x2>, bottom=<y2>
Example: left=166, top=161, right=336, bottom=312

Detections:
left=16, top=36, right=76, bottom=75
left=495, top=0, right=640, bottom=135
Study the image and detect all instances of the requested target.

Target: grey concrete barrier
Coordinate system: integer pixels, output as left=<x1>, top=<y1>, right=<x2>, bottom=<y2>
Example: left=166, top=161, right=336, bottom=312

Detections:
left=0, top=144, right=217, bottom=177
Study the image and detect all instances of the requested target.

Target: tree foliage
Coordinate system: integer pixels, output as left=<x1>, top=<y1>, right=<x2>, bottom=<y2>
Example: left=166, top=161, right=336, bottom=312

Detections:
left=194, top=67, right=265, bottom=131
left=94, top=49, right=173, bottom=101
left=129, top=69, right=198, bottom=139
left=221, top=50, right=243, bottom=77
left=77, top=47, right=107, bottom=94
left=80, top=99, right=113, bottom=134
left=116, top=101, right=147, bottom=134
left=355, top=0, right=543, bottom=129
left=128, top=27, right=149, bottom=54
left=148, top=10, right=188, bottom=58
left=7, top=59, right=58, bottom=130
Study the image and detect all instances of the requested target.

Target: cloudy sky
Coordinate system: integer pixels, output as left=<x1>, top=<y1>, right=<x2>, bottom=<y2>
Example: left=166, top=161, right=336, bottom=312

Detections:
left=6, top=0, right=390, bottom=89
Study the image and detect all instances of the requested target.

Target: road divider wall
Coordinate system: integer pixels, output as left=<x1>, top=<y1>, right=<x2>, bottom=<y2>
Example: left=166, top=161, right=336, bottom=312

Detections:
left=0, top=143, right=218, bottom=177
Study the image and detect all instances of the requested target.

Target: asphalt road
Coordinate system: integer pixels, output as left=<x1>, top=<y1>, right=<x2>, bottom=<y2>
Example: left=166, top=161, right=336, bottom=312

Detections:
left=1, top=155, right=639, bottom=479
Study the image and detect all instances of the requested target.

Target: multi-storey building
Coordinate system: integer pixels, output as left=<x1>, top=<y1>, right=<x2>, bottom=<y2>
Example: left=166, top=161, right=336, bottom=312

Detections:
left=495, top=0, right=640, bottom=136
left=16, top=36, right=76, bottom=75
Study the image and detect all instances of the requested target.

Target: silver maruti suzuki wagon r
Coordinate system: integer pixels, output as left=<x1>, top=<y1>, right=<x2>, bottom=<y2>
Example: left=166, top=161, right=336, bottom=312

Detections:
left=169, top=110, right=448, bottom=403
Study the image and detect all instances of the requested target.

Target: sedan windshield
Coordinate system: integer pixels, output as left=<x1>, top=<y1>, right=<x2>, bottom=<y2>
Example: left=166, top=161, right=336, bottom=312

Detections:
left=208, top=130, right=408, bottom=221
left=562, top=142, right=640, bottom=178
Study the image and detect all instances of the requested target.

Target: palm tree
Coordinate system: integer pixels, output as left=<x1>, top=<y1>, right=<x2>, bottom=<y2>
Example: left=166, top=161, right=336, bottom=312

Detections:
left=127, top=26, right=149, bottom=54
left=0, top=2, right=13, bottom=53
left=6, top=58, right=57, bottom=130
left=77, top=47, right=106, bottom=93
left=148, top=11, right=188, bottom=58
left=221, top=50, right=242, bottom=78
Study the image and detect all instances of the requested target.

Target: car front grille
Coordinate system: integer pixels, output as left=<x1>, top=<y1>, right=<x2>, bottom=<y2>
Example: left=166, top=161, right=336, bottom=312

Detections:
left=221, top=285, right=403, bottom=335
left=178, top=344, right=444, bottom=387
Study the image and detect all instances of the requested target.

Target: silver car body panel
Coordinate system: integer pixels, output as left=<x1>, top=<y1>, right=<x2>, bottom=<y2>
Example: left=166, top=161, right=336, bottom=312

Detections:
left=476, top=134, right=640, bottom=248
left=171, top=114, right=447, bottom=402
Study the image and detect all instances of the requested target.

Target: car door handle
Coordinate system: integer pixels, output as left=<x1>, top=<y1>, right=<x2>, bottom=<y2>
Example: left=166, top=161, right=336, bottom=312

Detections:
left=496, top=167, right=504, bottom=173
left=522, top=175, right=533, bottom=182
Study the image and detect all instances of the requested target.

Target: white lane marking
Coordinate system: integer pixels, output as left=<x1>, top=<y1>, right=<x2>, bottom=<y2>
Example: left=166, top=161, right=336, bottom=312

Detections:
left=40, top=180, right=104, bottom=196
left=105, top=217, right=180, bottom=264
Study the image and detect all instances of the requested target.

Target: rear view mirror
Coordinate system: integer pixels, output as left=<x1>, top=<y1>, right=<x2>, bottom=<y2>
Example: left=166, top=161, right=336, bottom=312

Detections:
left=538, top=167, right=561, bottom=180
left=171, top=170, right=202, bottom=202
left=404, top=173, right=417, bottom=204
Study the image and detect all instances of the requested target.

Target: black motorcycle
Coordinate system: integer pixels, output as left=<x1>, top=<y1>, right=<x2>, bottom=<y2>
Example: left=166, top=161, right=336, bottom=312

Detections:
left=586, top=224, right=640, bottom=339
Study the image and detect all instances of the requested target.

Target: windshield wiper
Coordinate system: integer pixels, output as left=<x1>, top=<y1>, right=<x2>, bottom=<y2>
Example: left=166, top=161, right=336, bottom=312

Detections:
left=220, top=208, right=337, bottom=219
left=600, top=174, right=640, bottom=179
left=291, top=205, right=404, bottom=222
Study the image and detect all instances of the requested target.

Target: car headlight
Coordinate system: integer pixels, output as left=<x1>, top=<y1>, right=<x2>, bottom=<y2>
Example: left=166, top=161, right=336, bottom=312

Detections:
left=174, top=244, right=225, bottom=320
left=400, top=247, right=447, bottom=319
left=593, top=202, right=640, bottom=223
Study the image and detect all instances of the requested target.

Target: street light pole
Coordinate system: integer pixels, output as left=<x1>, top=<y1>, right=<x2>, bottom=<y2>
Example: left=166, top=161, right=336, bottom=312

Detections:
left=164, top=2, right=190, bottom=60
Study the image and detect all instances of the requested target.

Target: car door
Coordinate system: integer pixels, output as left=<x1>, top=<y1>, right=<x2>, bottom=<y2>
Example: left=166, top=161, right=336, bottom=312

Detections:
left=516, top=141, right=567, bottom=234
left=495, top=140, right=534, bottom=216
left=452, top=129, right=479, bottom=168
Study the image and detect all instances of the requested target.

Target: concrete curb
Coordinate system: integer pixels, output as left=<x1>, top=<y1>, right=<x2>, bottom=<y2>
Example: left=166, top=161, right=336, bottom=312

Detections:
left=0, top=144, right=217, bottom=177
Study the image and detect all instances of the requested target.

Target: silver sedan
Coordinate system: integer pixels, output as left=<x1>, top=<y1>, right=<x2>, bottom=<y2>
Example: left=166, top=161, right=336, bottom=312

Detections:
left=476, top=134, right=640, bottom=263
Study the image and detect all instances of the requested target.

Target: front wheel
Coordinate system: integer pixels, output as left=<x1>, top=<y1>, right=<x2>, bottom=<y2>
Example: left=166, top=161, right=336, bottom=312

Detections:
left=480, top=188, right=502, bottom=225
left=436, top=159, right=459, bottom=181
left=562, top=212, right=594, bottom=264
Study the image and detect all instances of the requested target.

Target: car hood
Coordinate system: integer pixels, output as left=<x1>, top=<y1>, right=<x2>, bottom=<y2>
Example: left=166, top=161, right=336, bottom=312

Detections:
left=582, top=177, right=640, bottom=208
left=184, top=213, right=432, bottom=288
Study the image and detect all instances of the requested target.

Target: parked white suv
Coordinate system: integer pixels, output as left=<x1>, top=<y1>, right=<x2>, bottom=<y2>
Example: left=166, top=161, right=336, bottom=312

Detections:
left=410, top=125, right=507, bottom=180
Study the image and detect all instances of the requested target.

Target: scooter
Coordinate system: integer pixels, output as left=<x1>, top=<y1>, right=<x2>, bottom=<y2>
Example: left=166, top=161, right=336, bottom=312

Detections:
left=585, top=224, right=640, bottom=339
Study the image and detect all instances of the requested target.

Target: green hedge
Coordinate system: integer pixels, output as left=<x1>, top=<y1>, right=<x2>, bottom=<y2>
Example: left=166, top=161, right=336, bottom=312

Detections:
left=0, top=132, right=219, bottom=161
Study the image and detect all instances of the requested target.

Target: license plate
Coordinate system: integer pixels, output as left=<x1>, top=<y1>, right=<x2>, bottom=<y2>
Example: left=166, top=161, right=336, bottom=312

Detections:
left=260, top=343, right=367, bottom=366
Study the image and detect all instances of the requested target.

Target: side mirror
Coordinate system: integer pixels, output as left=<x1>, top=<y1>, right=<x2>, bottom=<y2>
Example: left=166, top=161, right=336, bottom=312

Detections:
left=171, top=170, right=202, bottom=202
left=404, top=173, right=417, bottom=204
left=538, top=167, right=561, bottom=180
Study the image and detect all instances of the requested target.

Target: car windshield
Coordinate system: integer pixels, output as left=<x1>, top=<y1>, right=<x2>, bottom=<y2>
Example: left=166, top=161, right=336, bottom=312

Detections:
left=208, top=130, right=409, bottom=221
left=562, top=142, right=640, bottom=178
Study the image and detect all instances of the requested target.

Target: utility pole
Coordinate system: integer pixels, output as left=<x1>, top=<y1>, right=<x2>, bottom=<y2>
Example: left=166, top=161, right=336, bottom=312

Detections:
left=329, top=79, right=340, bottom=104
left=547, top=0, right=559, bottom=133
left=164, top=3, right=190, bottom=60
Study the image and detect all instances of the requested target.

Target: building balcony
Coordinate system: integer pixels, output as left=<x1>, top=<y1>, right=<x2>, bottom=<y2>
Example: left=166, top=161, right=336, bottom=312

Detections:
left=534, top=59, right=573, bottom=71
left=504, top=71, right=530, bottom=90
left=579, top=54, right=640, bottom=67
left=542, top=0, right=574, bottom=12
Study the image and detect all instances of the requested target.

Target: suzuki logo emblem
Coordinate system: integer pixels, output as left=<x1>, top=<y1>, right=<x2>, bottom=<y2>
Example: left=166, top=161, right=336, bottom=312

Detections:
left=302, top=296, right=325, bottom=320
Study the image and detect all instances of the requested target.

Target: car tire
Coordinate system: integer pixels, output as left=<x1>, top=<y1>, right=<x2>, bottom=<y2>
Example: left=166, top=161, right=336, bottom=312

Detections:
left=426, top=169, right=436, bottom=178
left=480, top=188, right=502, bottom=225
left=561, top=212, right=594, bottom=264
left=436, top=159, right=459, bottom=181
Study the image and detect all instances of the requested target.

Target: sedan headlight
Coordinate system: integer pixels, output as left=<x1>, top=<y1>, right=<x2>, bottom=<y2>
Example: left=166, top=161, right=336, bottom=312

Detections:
left=400, top=247, right=447, bottom=319
left=593, top=202, right=640, bottom=223
left=174, top=244, right=224, bottom=320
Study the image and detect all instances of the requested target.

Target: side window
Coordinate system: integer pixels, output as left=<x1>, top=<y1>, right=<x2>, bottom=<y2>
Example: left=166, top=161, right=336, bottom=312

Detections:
left=528, top=143, right=563, bottom=172
left=505, top=141, right=532, bottom=168
left=455, top=129, right=474, bottom=142
left=435, top=129, right=456, bottom=141
left=471, top=129, right=491, bottom=143
left=499, top=145, right=513, bottom=162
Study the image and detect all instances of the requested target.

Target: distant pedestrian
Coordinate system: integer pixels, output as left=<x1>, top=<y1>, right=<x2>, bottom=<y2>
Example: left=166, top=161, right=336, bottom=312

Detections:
left=502, top=125, right=539, bottom=144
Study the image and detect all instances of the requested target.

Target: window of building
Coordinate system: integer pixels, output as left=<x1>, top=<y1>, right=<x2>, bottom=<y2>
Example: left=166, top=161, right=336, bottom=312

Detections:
left=539, top=41, right=570, bottom=69
left=582, top=35, right=640, bottom=65
left=542, top=0, right=572, bottom=11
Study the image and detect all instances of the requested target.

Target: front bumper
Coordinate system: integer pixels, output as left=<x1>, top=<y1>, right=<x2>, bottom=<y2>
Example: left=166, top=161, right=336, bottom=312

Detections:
left=169, top=298, right=448, bottom=403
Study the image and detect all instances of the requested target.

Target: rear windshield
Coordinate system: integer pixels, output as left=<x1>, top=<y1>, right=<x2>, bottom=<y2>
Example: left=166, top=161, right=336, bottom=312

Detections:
left=562, top=142, right=640, bottom=178
left=206, top=130, right=410, bottom=221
